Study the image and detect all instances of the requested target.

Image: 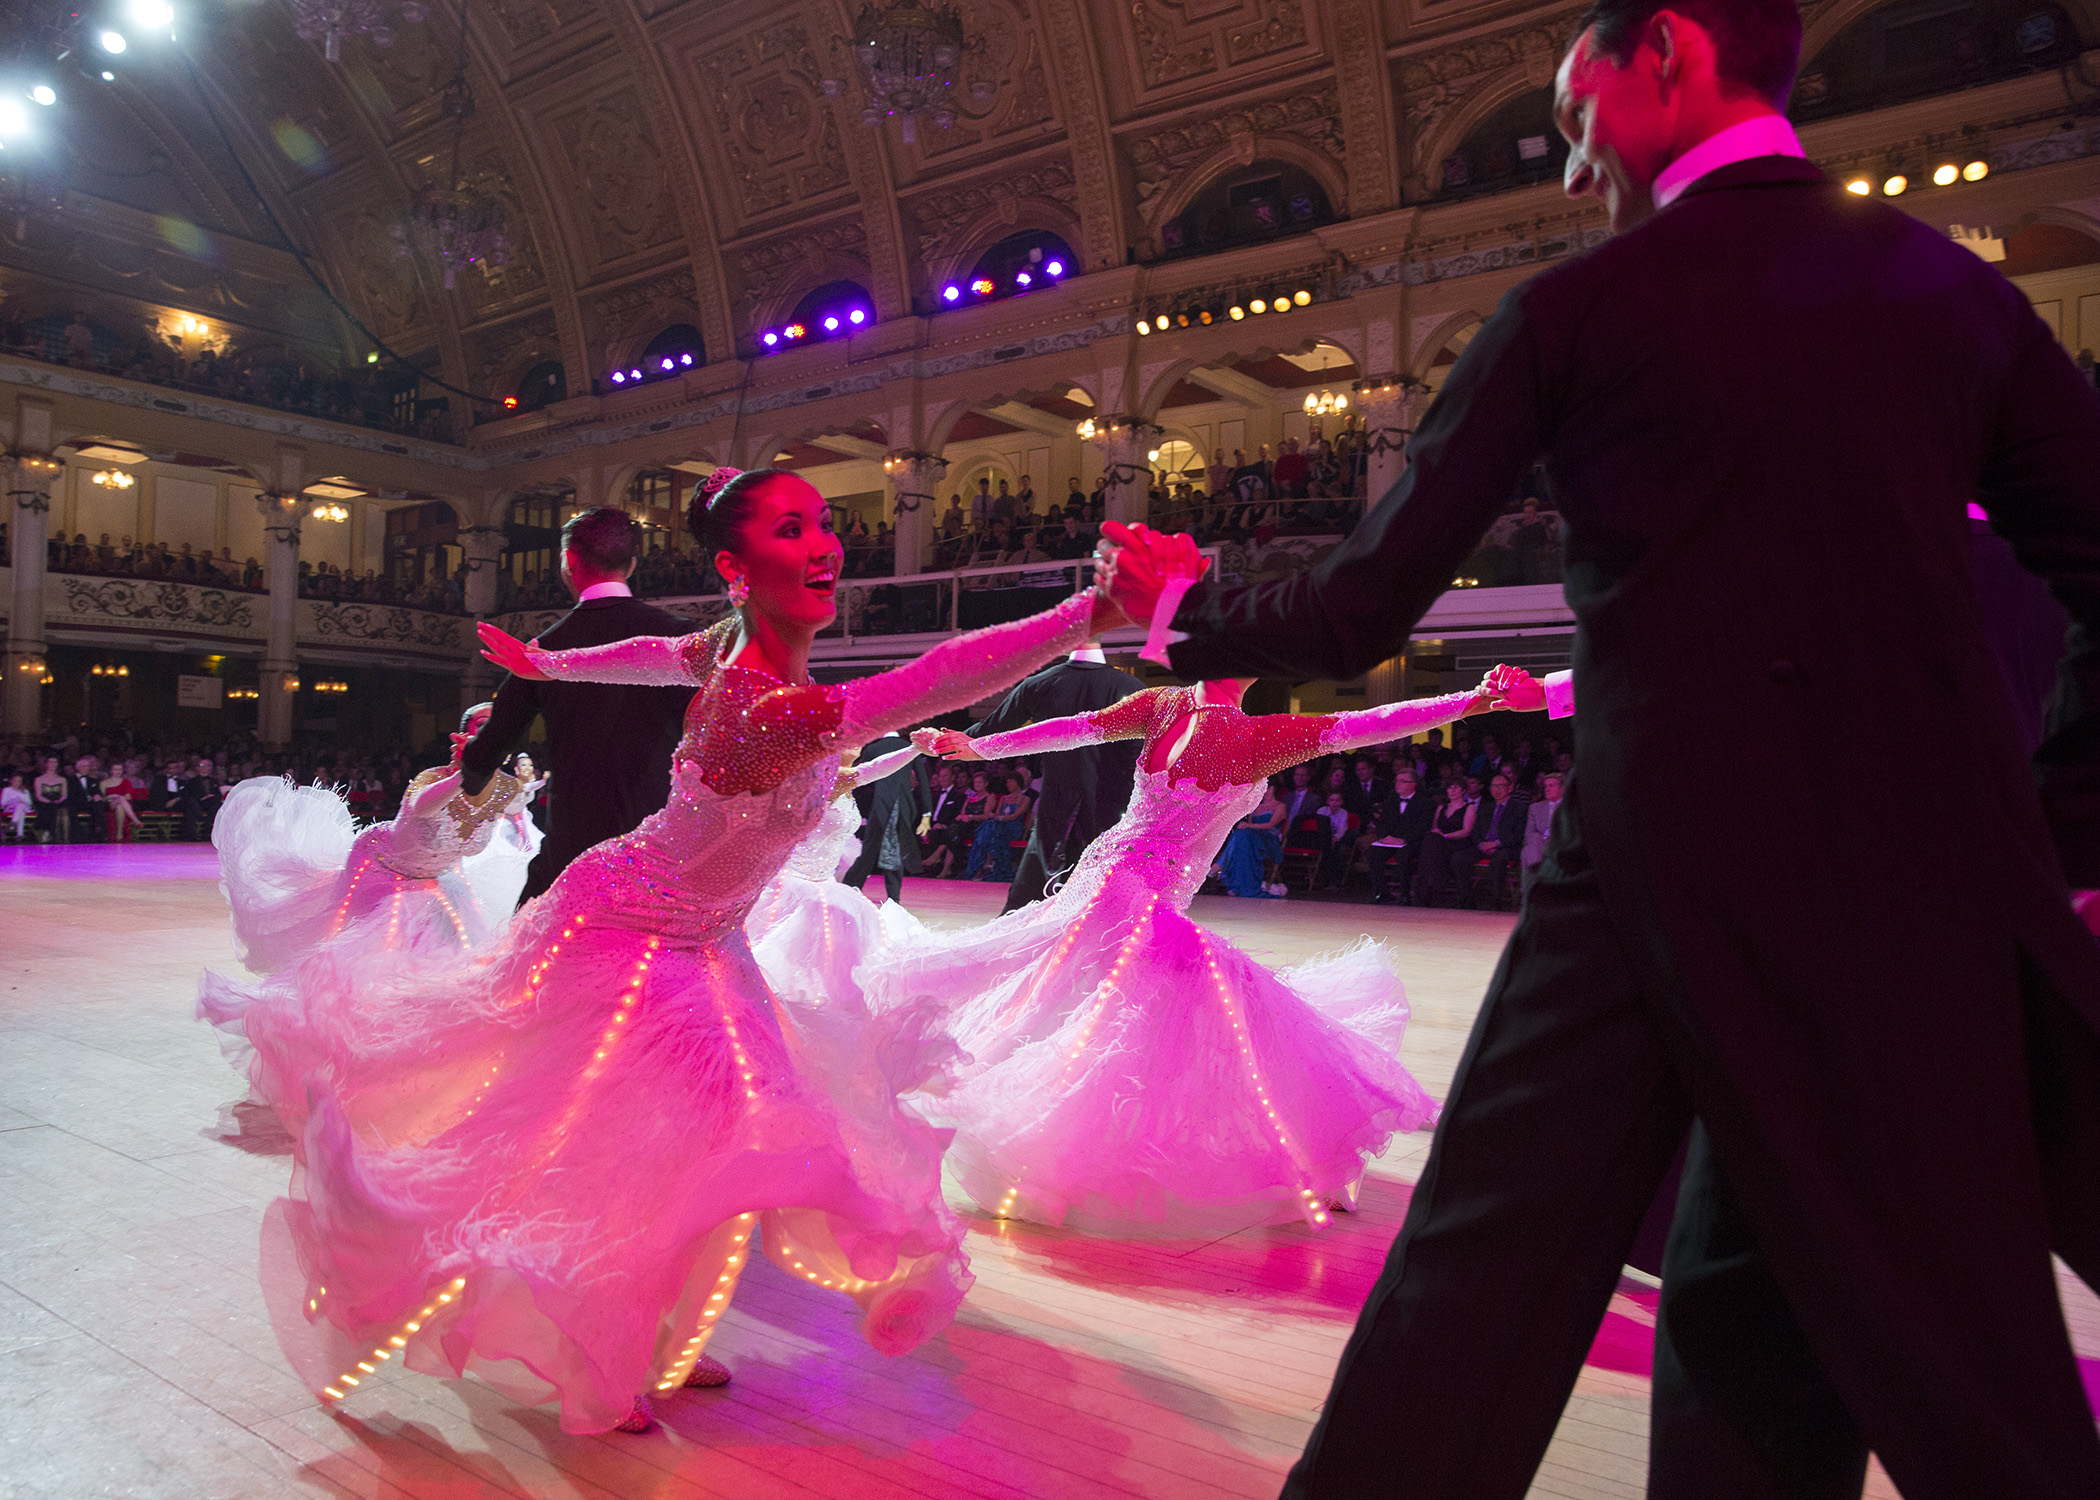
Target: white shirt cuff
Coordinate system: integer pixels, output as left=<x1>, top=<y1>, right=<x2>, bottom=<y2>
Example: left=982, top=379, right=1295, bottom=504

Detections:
left=1544, top=669, right=1575, bottom=720
left=1140, top=576, right=1198, bottom=667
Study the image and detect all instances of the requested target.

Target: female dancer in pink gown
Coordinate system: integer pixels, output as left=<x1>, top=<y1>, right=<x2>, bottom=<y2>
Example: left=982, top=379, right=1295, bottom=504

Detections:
left=237, top=467, right=1146, bottom=1435
left=865, top=671, right=1514, bottom=1236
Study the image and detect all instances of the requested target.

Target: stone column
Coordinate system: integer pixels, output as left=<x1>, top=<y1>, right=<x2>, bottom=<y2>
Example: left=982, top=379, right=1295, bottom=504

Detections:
left=1365, top=655, right=1406, bottom=708
left=2, top=453, right=61, bottom=736
left=1084, top=418, right=1158, bottom=526
left=457, top=522, right=506, bottom=714
left=1355, top=377, right=1431, bottom=508
left=256, top=492, right=303, bottom=748
left=884, top=450, right=946, bottom=577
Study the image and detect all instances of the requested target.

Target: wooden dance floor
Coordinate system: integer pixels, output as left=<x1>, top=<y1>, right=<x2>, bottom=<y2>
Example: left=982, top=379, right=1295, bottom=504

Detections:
left=4, top=846, right=2092, bottom=1499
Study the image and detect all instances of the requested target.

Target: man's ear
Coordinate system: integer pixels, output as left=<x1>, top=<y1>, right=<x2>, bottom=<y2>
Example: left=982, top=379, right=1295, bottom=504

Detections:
left=1648, top=9, right=1678, bottom=83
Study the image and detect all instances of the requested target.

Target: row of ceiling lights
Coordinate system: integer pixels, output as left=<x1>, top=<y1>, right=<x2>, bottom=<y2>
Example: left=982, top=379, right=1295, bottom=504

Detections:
left=940, top=254, right=1067, bottom=303
left=1847, top=157, right=1990, bottom=197
left=607, top=349, right=699, bottom=386
left=1138, top=285, right=1317, bottom=335
left=0, top=0, right=177, bottom=150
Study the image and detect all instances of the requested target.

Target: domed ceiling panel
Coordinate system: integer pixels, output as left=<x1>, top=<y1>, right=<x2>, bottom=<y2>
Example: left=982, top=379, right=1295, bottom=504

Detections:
left=664, top=13, right=851, bottom=236
left=515, top=69, right=683, bottom=283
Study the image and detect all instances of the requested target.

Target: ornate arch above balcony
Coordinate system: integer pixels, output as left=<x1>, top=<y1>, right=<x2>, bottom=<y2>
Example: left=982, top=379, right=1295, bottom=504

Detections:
left=1138, top=140, right=1350, bottom=253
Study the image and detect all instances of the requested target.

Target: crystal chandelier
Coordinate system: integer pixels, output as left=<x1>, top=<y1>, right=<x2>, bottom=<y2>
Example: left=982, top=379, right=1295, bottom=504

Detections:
left=289, top=0, right=427, bottom=62
left=821, top=2, right=995, bottom=147
left=390, top=23, right=511, bottom=291
left=1303, top=388, right=1349, bottom=418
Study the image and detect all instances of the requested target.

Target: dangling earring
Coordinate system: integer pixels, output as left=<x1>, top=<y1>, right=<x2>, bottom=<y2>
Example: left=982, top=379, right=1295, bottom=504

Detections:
left=727, top=573, right=750, bottom=608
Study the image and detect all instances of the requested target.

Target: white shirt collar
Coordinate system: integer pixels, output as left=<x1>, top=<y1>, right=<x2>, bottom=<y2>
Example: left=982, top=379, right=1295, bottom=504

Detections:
left=576, top=580, right=633, bottom=602
left=1652, top=114, right=1806, bottom=212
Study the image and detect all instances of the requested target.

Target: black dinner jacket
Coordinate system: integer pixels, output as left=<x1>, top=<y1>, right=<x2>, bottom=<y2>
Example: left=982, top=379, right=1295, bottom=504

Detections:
left=463, top=592, right=696, bottom=902
left=1165, top=157, right=2100, bottom=1213
left=1371, top=790, right=1434, bottom=846
left=851, top=732, right=925, bottom=874
left=968, top=657, right=1146, bottom=863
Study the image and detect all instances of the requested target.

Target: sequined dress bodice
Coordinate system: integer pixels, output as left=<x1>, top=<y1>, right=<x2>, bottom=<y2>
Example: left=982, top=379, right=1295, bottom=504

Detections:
left=575, top=667, right=837, bottom=939
left=1062, top=767, right=1265, bottom=911
left=368, top=769, right=524, bottom=878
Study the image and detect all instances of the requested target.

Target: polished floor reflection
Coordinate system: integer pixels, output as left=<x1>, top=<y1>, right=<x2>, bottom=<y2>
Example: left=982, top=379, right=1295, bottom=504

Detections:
left=5, top=846, right=2069, bottom=1498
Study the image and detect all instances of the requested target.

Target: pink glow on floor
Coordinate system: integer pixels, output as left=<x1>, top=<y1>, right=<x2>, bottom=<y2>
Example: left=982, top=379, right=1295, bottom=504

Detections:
left=0, top=844, right=222, bottom=880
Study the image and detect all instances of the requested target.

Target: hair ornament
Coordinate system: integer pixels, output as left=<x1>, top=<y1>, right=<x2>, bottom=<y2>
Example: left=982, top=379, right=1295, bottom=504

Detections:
left=698, top=466, right=744, bottom=508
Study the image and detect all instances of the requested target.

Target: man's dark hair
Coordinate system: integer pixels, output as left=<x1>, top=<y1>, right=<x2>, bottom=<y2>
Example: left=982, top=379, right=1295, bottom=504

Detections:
left=561, top=506, right=641, bottom=575
left=1579, top=0, right=1802, bottom=109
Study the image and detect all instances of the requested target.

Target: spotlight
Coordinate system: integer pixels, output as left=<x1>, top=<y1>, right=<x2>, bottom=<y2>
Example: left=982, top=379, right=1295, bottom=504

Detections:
left=822, top=315, right=839, bottom=332
left=502, top=394, right=519, bottom=409
left=0, top=100, right=27, bottom=138
left=848, top=308, right=866, bottom=325
left=99, top=29, right=126, bottom=52
left=1136, top=317, right=1151, bottom=335
left=1933, top=163, right=1959, bottom=187
left=1175, top=311, right=1190, bottom=328
left=785, top=323, right=806, bottom=339
left=1045, top=260, right=1064, bottom=277
left=366, top=351, right=379, bottom=363
left=1229, top=304, right=1245, bottom=320
left=29, top=85, right=55, bottom=106
left=1293, top=288, right=1312, bottom=306
left=628, top=367, right=641, bottom=380
left=1963, top=160, right=1989, bottom=182
left=611, top=371, right=627, bottom=384
left=1845, top=177, right=1871, bottom=195
left=1015, top=269, right=1032, bottom=287
left=679, top=351, right=694, bottom=365
left=131, top=0, right=175, bottom=27
left=762, top=331, right=779, bottom=346
left=660, top=357, right=675, bottom=371
left=1197, top=308, right=1212, bottom=325
left=1249, top=296, right=1267, bottom=314
left=942, top=284, right=961, bottom=302
left=970, top=277, right=994, bottom=296
left=100, top=71, right=114, bottom=80
left=1882, top=173, right=1907, bottom=196
left=1147, top=449, right=1161, bottom=463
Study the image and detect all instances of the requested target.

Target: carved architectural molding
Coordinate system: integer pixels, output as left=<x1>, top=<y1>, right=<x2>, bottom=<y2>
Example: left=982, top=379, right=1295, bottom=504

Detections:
left=733, top=219, right=872, bottom=323
left=1130, top=80, right=1348, bottom=225
left=1330, top=0, right=1400, bottom=218
left=907, top=159, right=1081, bottom=273
left=545, top=88, right=680, bottom=273
left=687, top=19, right=849, bottom=225
left=1125, top=0, right=1311, bottom=91
left=1036, top=0, right=1128, bottom=272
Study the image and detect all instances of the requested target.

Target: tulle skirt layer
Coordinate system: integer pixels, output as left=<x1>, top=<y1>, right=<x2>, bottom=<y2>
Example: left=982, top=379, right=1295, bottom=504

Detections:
left=747, top=872, right=927, bottom=1013
left=213, top=835, right=972, bottom=1433
left=861, top=869, right=1438, bottom=1235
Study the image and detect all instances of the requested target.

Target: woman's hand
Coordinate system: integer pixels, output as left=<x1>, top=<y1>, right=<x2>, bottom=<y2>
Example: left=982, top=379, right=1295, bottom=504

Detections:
left=477, top=622, right=550, bottom=681
left=1483, top=664, right=1544, bottom=714
left=927, top=729, right=984, bottom=761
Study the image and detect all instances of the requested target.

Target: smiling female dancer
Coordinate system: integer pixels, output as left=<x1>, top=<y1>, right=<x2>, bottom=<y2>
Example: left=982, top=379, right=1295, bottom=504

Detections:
left=865, top=667, right=1524, bottom=1236
left=236, top=465, right=1165, bottom=1436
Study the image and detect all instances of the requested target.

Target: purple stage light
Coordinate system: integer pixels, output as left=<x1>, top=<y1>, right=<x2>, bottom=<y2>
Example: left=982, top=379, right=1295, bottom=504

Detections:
left=610, top=371, right=626, bottom=384
left=1015, top=270, right=1032, bottom=287
left=1045, top=260, right=1064, bottom=277
left=942, top=285, right=960, bottom=302
left=660, top=357, right=675, bottom=371
left=629, top=368, right=642, bottom=380
left=762, top=331, right=779, bottom=346
left=679, top=352, right=694, bottom=366
left=848, top=308, right=866, bottom=325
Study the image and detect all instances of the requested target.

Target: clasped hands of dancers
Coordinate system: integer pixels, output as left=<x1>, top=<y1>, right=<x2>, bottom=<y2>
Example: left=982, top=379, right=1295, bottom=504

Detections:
left=199, top=465, right=1530, bottom=1436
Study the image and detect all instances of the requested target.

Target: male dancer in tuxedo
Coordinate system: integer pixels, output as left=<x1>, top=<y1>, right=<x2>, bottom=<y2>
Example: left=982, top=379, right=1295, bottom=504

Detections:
left=1103, top=0, right=2100, bottom=1493
left=461, top=507, right=695, bottom=904
left=965, top=645, right=1144, bottom=912
left=842, top=729, right=923, bottom=902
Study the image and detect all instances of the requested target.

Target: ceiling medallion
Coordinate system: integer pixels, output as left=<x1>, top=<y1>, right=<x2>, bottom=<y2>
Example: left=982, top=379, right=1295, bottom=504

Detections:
left=289, top=0, right=427, bottom=63
left=390, top=15, right=511, bottom=291
left=821, top=2, right=995, bottom=147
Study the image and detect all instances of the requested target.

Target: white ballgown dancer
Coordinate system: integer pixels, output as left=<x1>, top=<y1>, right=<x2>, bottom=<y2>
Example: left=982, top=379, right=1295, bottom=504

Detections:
left=198, top=766, right=533, bottom=1126
left=207, top=595, right=1097, bottom=1434
left=745, top=743, right=926, bottom=1012
left=862, top=684, right=1490, bottom=1236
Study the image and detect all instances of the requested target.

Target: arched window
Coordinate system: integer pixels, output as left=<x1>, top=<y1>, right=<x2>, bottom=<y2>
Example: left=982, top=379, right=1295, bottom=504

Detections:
left=384, top=501, right=460, bottom=592
left=1792, top=0, right=2081, bottom=121
left=501, top=489, right=577, bottom=605
left=640, top=324, right=704, bottom=375
left=515, top=359, right=567, bottom=413
left=759, top=281, right=875, bottom=351
left=1436, top=89, right=1569, bottom=201
left=937, top=230, right=1075, bottom=307
left=622, top=469, right=682, bottom=555
left=1158, top=161, right=1335, bottom=259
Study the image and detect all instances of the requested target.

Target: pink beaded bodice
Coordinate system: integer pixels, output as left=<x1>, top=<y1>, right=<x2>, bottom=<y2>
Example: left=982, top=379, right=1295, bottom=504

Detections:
left=1064, top=767, right=1267, bottom=908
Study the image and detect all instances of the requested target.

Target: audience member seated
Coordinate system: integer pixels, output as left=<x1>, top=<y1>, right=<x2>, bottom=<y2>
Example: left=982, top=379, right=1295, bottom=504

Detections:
left=966, top=771, right=1033, bottom=882
left=1467, top=771, right=1528, bottom=911
left=1415, top=779, right=1477, bottom=908
left=1315, top=790, right=1360, bottom=892
left=1364, top=770, right=1434, bottom=905
left=1216, top=781, right=1287, bottom=897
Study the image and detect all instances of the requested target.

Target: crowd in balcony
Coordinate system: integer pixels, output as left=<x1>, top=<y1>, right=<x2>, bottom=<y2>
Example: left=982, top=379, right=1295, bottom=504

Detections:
left=0, top=524, right=469, bottom=613
left=0, top=309, right=442, bottom=440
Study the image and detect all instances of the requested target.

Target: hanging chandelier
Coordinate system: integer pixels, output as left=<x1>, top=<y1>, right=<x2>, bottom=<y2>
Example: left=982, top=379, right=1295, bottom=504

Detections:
left=289, top=0, right=427, bottom=62
left=821, top=2, right=995, bottom=147
left=390, top=18, right=511, bottom=291
left=1303, top=388, right=1349, bottom=418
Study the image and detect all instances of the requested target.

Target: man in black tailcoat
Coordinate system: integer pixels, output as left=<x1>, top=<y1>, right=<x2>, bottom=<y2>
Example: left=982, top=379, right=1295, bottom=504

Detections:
left=841, top=730, right=923, bottom=903
left=966, top=645, right=1145, bottom=912
left=461, top=507, right=696, bottom=904
left=1104, top=1, right=2100, bottom=1493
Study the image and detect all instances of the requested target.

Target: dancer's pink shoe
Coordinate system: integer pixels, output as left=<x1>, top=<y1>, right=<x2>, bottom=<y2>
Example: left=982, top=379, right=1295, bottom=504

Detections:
left=683, top=1353, right=732, bottom=1388
left=613, top=1395, right=655, bottom=1433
